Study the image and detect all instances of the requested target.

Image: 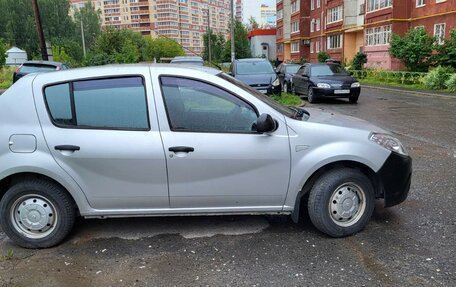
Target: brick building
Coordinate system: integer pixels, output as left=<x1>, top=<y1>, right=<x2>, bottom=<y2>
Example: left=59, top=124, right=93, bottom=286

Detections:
left=277, top=0, right=456, bottom=70
left=70, top=0, right=231, bottom=56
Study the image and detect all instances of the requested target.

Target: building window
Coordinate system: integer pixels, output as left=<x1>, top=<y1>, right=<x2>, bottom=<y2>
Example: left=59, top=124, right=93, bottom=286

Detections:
left=316, top=41, right=320, bottom=52
left=277, top=44, right=283, bottom=53
left=291, top=41, right=300, bottom=53
left=434, top=23, right=446, bottom=44
left=291, top=0, right=300, bottom=13
left=317, top=0, right=320, bottom=8
left=291, top=21, right=300, bottom=33
left=310, top=19, right=315, bottom=32
left=366, top=0, right=392, bottom=12
left=365, top=25, right=392, bottom=46
left=327, top=34, right=342, bottom=49
left=416, top=0, right=425, bottom=7
left=311, top=0, right=314, bottom=10
left=310, top=41, right=314, bottom=53
left=277, top=9, right=283, bottom=20
left=327, top=6, right=343, bottom=24
left=316, top=18, right=320, bottom=31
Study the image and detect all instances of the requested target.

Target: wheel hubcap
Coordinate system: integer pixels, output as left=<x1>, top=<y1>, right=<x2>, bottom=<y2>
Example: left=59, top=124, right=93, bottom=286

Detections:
left=11, top=195, right=58, bottom=239
left=329, top=183, right=366, bottom=227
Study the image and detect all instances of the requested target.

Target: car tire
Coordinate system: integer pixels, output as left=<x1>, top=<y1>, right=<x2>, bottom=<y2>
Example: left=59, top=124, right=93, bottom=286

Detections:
left=0, top=179, right=76, bottom=248
left=308, top=87, right=317, bottom=103
left=349, top=95, right=359, bottom=104
left=307, top=168, right=375, bottom=237
left=291, top=84, right=298, bottom=95
left=283, top=82, right=289, bottom=93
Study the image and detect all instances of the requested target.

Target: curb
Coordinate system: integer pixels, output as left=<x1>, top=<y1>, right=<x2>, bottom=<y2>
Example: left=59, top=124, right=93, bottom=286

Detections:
left=362, top=85, right=455, bottom=99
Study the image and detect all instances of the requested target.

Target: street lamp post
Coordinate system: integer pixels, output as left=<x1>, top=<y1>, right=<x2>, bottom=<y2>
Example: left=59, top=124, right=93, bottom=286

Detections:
left=230, top=0, right=235, bottom=62
left=32, top=0, right=48, bottom=61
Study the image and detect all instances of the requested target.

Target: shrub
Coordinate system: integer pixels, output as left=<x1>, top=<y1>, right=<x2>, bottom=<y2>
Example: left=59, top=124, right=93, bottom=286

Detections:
left=317, top=51, right=330, bottom=63
left=351, top=52, right=367, bottom=70
left=422, top=66, right=455, bottom=90
left=445, top=74, right=456, bottom=92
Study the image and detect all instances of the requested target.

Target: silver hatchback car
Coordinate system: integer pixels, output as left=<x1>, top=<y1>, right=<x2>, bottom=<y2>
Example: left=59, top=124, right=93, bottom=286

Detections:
left=0, top=65, right=412, bottom=248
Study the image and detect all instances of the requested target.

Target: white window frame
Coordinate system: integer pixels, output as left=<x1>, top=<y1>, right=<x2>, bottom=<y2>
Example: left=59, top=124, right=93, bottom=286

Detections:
left=316, top=18, right=320, bottom=31
left=291, top=0, right=300, bottom=14
left=310, top=19, right=315, bottom=32
left=366, top=0, right=392, bottom=13
left=434, top=23, right=446, bottom=44
left=365, top=25, right=392, bottom=46
left=436, top=0, right=446, bottom=3
left=327, top=34, right=342, bottom=49
left=311, top=0, right=314, bottom=10
left=291, top=21, right=300, bottom=34
left=277, top=9, right=283, bottom=20
left=327, top=6, right=343, bottom=24
left=416, top=0, right=425, bottom=7
left=291, top=41, right=300, bottom=53
left=316, top=41, right=320, bottom=53
left=310, top=41, right=314, bottom=53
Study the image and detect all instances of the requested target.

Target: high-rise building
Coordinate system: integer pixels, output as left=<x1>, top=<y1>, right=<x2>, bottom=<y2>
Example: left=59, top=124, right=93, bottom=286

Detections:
left=70, top=0, right=232, bottom=56
left=278, top=0, right=456, bottom=70
left=236, top=0, right=273, bottom=27
left=260, top=4, right=277, bottom=27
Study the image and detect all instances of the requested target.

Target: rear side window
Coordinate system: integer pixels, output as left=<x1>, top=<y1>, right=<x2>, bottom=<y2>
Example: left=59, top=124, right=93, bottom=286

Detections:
left=44, top=77, right=149, bottom=130
left=20, top=64, right=57, bottom=73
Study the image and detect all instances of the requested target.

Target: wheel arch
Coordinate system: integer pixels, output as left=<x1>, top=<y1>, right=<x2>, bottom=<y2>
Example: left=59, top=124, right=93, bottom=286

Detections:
left=290, top=160, right=381, bottom=223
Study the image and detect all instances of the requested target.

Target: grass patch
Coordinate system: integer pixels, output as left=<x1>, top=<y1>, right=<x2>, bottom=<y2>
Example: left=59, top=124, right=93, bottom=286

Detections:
left=0, top=249, right=14, bottom=261
left=0, top=66, right=14, bottom=90
left=360, top=78, right=427, bottom=91
left=272, top=92, right=302, bottom=106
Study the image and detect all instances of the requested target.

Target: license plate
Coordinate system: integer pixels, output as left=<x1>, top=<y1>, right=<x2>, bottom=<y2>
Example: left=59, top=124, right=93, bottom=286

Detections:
left=334, top=89, right=350, bottom=94
left=258, top=90, right=268, bottom=94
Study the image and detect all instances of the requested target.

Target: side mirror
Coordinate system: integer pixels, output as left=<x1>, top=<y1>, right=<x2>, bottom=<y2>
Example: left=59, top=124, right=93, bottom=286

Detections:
left=256, top=113, right=277, bottom=133
left=227, top=72, right=234, bottom=76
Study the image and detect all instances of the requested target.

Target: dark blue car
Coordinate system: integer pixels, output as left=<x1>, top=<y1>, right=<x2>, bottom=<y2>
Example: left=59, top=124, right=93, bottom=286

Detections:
left=230, top=58, right=281, bottom=95
left=276, top=63, right=301, bottom=93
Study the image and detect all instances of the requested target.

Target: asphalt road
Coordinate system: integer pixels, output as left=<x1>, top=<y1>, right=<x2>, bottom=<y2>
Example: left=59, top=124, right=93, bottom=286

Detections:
left=0, top=87, right=455, bottom=287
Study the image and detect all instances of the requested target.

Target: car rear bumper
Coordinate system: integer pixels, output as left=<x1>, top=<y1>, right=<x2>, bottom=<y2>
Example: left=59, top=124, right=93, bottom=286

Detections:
left=313, top=87, right=361, bottom=98
left=377, top=152, right=412, bottom=207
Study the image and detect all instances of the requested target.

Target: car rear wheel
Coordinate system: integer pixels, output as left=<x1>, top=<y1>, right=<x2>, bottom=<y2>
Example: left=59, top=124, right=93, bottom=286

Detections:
left=0, top=179, right=76, bottom=248
left=307, top=168, right=375, bottom=237
left=308, top=87, right=317, bottom=103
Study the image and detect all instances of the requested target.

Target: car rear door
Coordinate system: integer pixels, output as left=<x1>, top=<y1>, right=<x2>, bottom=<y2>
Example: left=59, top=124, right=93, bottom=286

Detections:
left=34, top=68, right=169, bottom=210
left=152, top=72, right=291, bottom=211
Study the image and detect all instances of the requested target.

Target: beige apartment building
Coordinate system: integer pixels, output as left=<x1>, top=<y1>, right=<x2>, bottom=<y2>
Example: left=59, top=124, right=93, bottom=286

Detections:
left=70, top=0, right=231, bottom=55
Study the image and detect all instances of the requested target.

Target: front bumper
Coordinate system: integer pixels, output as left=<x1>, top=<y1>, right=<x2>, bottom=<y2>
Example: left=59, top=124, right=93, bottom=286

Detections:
left=313, top=87, right=361, bottom=98
left=377, top=152, right=412, bottom=207
left=251, top=84, right=281, bottom=95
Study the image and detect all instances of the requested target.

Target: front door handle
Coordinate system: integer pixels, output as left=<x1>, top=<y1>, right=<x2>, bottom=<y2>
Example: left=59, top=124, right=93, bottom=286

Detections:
left=55, top=145, right=80, bottom=151
left=169, top=146, right=194, bottom=153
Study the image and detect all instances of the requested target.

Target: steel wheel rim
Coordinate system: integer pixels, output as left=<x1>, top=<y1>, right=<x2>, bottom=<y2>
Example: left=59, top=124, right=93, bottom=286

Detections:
left=329, top=183, right=366, bottom=227
left=10, top=194, right=58, bottom=239
left=284, top=82, right=288, bottom=93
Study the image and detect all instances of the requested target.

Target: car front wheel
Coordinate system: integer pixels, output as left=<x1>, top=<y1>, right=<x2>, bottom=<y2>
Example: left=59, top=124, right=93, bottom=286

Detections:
left=307, top=168, right=375, bottom=237
left=0, top=179, right=76, bottom=248
left=308, top=87, right=317, bottom=103
left=283, top=82, right=289, bottom=93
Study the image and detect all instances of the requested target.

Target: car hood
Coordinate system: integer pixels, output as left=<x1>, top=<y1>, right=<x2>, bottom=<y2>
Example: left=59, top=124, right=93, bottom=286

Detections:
left=311, top=75, right=356, bottom=84
left=304, top=107, right=387, bottom=132
left=235, top=73, right=276, bottom=86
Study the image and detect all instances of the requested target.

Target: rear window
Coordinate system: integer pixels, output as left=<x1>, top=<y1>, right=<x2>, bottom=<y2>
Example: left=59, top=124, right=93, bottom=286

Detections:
left=44, top=76, right=149, bottom=130
left=19, top=64, right=57, bottom=73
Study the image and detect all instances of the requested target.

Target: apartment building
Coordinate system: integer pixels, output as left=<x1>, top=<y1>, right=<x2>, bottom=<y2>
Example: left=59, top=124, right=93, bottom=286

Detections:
left=278, top=0, right=456, bottom=69
left=260, top=4, right=277, bottom=27
left=70, top=0, right=231, bottom=55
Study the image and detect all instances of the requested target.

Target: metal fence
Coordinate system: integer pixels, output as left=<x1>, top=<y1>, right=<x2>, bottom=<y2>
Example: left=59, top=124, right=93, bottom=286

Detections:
left=350, top=70, right=428, bottom=85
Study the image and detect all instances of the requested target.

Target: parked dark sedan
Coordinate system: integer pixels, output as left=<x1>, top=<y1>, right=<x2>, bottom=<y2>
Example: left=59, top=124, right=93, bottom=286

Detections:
left=276, top=63, right=301, bottom=93
left=230, top=58, right=281, bottom=95
left=13, top=60, right=69, bottom=83
left=291, top=63, right=361, bottom=103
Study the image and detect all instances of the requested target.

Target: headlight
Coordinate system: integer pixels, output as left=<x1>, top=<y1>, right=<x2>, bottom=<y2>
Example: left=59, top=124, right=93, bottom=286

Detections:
left=369, top=133, right=408, bottom=155
left=351, top=82, right=360, bottom=88
left=317, top=83, right=331, bottom=89
left=272, top=78, right=280, bottom=86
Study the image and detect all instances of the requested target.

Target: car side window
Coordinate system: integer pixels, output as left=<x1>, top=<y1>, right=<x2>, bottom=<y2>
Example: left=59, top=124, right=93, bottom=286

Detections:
left=297, top=67, right=306, bottom=75
left=160, top=76, right=258, bottom=133
left=44, top=77, right=149, bottom=130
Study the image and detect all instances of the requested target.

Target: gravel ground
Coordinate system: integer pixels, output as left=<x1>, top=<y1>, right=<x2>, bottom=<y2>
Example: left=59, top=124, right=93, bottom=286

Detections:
left=0, top=87, right=455, bottom=287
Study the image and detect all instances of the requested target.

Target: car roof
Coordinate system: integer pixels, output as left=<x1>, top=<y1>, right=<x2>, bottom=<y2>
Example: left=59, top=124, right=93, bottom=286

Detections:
left=22, top=60, right=64, bottom=66
left=307, top=63, right=341, bottom=66
left=235, top=58, right=269, bottom=62
left=31, top=63, right=222, bottom=82
left=171, top=56, right=203, bottom=60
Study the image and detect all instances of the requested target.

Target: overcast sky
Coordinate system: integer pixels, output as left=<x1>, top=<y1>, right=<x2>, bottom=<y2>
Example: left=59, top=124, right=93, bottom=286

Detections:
left=262, top=0, right=276, bottom=7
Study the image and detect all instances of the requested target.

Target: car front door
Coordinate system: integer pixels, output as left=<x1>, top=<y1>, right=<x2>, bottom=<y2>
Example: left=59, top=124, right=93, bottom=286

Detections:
left=293, top=66, right=306, bottom=94
left=154, top=75, right=291, bottom=210
left=35, top=71, right=169, bottom=210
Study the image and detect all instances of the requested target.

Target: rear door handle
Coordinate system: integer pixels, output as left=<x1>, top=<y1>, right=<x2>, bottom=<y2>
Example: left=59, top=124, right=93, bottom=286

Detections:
left=169, top=146, right=194, bottom=153
left=55, top=145, right=80, bottom=151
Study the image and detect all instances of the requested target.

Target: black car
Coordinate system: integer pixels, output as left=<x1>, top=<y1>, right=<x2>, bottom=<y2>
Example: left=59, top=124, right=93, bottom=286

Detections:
left=276, top=63, right=301, bottom=93
left=230, top=58, right=281, bottom=95
left=291, top=63, right=361, bottom=103
left=13, top=60, right=69, bottom=83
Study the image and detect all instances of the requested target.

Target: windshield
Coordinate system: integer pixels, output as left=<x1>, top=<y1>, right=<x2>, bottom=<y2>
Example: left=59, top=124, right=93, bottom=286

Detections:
left=19, top=64, right=57, bottom=74
left=311, top=64, right=349, bottom=76
left=236, top=61, right=274, bottom=75
left=285, top=65, right=300, bottom=74
left=218, top=73, right=297, bottom=119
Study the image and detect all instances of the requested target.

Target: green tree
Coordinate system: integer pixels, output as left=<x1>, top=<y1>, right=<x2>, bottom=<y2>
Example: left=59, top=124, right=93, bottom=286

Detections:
left=223, top=20, right=251, bottom=62
left=0, top=39, right=7, bottom=68
left=351, top=52, right=367, bottom=70
left=389, top=27, right=434, bottom=72
left=143, top=37, right=185, bottom=62
left=203, top=31, right=226, bottom=63
left=317, top=51, right=330, bottom=62
left=39, top=0, right=76, bottom=42
left=52, top=45, right=78, bottom=67
left=433, top=29, right=456, bottom=69
left=74, top=1, right=101, bottom=50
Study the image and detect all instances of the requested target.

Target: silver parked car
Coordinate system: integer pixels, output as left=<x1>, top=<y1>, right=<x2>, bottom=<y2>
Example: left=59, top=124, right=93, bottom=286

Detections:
left=0, top=65, right=412, bottom=248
